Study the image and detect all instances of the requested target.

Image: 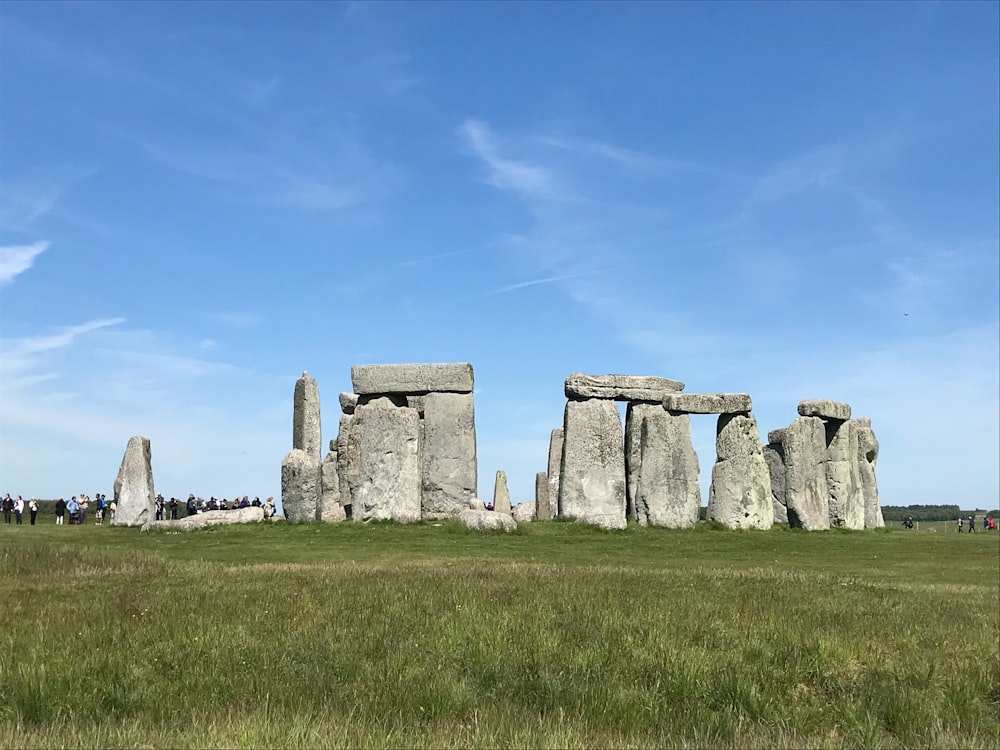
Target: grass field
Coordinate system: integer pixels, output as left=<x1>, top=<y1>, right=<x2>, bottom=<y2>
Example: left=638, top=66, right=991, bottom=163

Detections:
left=1, top=518, right=997, bottom=749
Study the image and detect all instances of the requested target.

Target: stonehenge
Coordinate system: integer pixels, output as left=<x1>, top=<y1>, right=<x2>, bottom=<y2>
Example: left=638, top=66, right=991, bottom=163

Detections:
left=281, top=363, right=478, bottom=524
left=278, top=363, right=884, bottom=532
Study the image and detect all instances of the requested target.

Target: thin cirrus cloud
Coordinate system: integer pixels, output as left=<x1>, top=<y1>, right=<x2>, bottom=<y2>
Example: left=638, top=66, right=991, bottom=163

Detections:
left=0, top=241, right=50, bottom=285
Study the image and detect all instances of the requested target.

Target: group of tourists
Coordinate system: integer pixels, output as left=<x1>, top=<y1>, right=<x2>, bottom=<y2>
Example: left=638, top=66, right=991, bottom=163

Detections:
left=52, top=494, right=112, bottom=525
left=166, top=494, right=277, bottom=519
left=2, top=494, right=39, bottom=525
left=956, top=516, right=994, bottom=533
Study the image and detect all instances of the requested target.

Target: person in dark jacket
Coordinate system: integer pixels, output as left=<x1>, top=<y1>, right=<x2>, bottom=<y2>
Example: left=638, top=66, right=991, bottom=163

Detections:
left=55, top=497, right=67, bottom=525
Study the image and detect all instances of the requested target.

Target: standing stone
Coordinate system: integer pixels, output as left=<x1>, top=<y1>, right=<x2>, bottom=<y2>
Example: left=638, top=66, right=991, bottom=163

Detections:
left=547, top=428, right=563, bottom=518
left=634, top=409, right=701, bottom=528
left=318, top=448, right=346, bottom=522
left=353, top=401, right=421, bottom=522
left=825, top=419, right=864, bottom=529
left=854, top=417, right=885, bottom=529
left=281, top=448, right=321, bottom=522
left=707, top=413, right=773, bottom=529
left=493, top=470, right=512, bottom=515
left=763, top=434, right=788, bottom=525
left=535, top=472, right=550, bottom=521
left=336, top=414, right=360, bottom=515
left=292, top=372, right=322, bottom=463
left=112, top=435, right=155, bottom=527
left=558, top=399, right=626, bottom=530
left=421, top=392, right=477, bottom=518
left=782, top=416, right=830, bottom=530
left=624, top=403, right=656, bottom=522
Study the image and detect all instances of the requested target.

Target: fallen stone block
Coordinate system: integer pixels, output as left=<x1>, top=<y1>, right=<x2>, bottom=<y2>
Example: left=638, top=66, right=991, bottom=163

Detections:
left=351, top=363, right=474, bottom=395
left=798, top=399, right=851, bottom=421
left=457, top=509, right=516, bottom=532
left=143, top=506, right=264, bottom=532
left=512, top=503, right=535, bottom=523
left=565, top=373, right=684, bottom=402
left=662, top=393, right=752, bottom=414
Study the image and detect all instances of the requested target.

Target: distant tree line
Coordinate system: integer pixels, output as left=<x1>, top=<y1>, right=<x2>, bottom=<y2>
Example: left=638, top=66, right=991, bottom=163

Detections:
left=882, top=504, right=999, bottom=522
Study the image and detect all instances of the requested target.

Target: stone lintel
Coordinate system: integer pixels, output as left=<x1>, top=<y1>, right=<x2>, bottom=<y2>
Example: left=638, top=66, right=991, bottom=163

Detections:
left=662, top=392, right=751, bottom=414
left=797, top=399, right=851, bottom=421
left=565, top=373, right=684, bottom=401
left=351, top=363, right=474, bottom=395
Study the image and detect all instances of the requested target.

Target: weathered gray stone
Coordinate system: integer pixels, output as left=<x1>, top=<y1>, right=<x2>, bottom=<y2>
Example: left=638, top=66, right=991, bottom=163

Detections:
left=339, top=392, right=358, bottom=415
left=558, top=399, right=626, bottom=530
left=798, top=399, right=851, bottom=421
left=112, top=436, right=155, bottom=527
left=406, top=395, right=426, bottom=417
left=336, top=414, right=359, bottom=514
left=826, top=419, right=864, bottom=529
left=547, top=428, right=564, bottom=518
left=624, top=403, right=647, bottom=522
left=281, top=448, right=321, bottom=522
left=421, top=392, right=477, bottom=518
left=854, top=417, right=885, bottom=529
left=293, top=372, right=322, bottom=463
left=467, top=496, right=486, bottom=511
left=707, top=413, right=773, bottom=529
left=634, top=410, right=701, bottom=527
left=767, top=429, right=787, bottom=447
left=351, top=363, right=474, bottom=395
left=512, top=503, right=535, bottom=523
left=565, top=373, right=684, bottom=402
left=457, top=509, right=516, bottom=532
left=353, top=401, right=421, bottom=522
left=782, top=416, right=830, bottom=530
left=763, top=440, right=788, bottom=525
left=663, top=393, right=752, bottom=414
left=143, top=506, right=264, bottom=532
left=318, top=450, right=346, bottom=522
left=535, top=472, right=550, bottom=521
left=493, top=470, right=512, bottom=515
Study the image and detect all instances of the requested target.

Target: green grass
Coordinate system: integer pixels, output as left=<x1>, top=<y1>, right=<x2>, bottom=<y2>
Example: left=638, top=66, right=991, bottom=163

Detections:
left=0, top=520, right=997, bottom=749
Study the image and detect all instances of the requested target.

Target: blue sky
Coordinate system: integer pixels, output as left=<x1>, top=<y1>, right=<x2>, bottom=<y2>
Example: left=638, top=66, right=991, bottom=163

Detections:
left=1, top=1, right=997, bottom=510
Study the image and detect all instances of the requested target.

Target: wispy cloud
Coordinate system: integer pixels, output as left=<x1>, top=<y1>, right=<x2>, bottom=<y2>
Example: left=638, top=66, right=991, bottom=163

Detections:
left=0, top=165, right=97, bottom=233
left=459, top=119, right=556, bottom=199
left=0, top=241, right=50, bottom=285
left=483, top=269, right=609, bottom=296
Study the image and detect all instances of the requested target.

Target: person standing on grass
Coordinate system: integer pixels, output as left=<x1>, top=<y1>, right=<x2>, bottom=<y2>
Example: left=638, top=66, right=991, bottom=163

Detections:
left=29, top=498, right=38, bottom=525
left=55, top=497, right=66, bottom=525
left=109, top=497, right=117, bottom=523
left=67, top=496, right=79, bottom=524
left=968, top=516, right=975, bottom=533
left=79, top=496, right=89, bottom=525
left=94, top=495, right=104, bottom=526
left=957, top=517, right=963, bottom=533
left=14, top=496, right=24, bottom=524
left=2, top=494, right=12, bottom=523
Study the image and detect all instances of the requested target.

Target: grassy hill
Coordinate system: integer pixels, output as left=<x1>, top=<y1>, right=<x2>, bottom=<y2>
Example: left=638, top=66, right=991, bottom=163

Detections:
left=1, top=520, right=997, bottom=748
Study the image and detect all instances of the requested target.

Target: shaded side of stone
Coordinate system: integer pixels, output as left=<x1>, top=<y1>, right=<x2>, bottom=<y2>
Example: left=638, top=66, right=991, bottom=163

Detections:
left=624, top=402, right=660, bottom=524
left=318, top=450, right=346, bottom=522
left=336, top=414, right=359, bottom=516
left=763, top=440, right=788, bottom=525
left=854, top=417, right=885, bottom=529
left=535, top=471, right=550, bottom=521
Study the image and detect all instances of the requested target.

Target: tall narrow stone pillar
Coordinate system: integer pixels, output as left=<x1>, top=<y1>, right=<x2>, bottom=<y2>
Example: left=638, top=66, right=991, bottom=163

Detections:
left=318, top=441, right=346, bottom=522
left=763, top=430, right=788, bottom=525
left=281, top=448, right=321, bottom=522
left=547, top=428, right=563, bottom=518
left=558, top=399, right=626, bottom=529
left=493, top=470, right=512, bottom=514
left=707, top=413, right=773, bottom=529
left=854, top=417, right=885, bottom=529
left=826, top=419, right=864, bottom=529
left=336, top=414, right=359, bottom=516
left=112, top=436, right=155, bottom=527
left=535, top=471, right=550, bottom=520
left=293, top=371, right=322, bottom=464
left=625, top=403, right=661, bottom=523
